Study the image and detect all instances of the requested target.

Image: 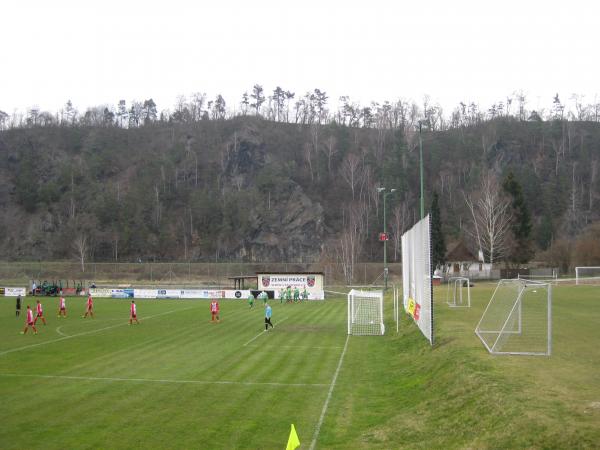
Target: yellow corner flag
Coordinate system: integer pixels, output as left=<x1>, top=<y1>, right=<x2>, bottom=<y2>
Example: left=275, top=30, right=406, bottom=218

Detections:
left=286, top=423, right=300, bottom=450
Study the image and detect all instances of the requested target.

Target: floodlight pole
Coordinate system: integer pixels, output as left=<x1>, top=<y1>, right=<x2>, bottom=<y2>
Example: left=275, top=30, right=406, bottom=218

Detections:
left=419, top=122, right=425, bottom=219
left=379, top=187, right=396, bottom=290
left=383, top=190, right=388, bottom=290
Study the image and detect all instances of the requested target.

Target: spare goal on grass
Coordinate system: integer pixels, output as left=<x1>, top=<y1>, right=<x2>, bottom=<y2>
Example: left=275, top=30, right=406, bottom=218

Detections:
left=575, top=267, right=600, bottom=285
left=347, top=289, right=385, bottom=335
left=446, top=277, right=471, bottom=308
left=475, top=279, right=551, bottom=356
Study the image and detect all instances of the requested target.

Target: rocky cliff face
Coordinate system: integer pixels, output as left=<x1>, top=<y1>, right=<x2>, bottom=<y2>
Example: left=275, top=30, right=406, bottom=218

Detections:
left=240, top=184, right=325, bottom=262
left=223, top=124, right=325, bottom=262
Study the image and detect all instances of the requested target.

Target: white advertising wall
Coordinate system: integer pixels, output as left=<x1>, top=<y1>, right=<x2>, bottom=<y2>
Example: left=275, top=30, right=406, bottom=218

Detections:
left=257, top=273, right=324, bottom=300
left=90, top=288, right=252, bottom=300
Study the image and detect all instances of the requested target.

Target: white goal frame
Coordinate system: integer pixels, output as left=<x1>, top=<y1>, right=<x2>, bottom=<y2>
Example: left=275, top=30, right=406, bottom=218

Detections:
left=347, top=289, right=385, bottom=335
left=575, top=266, right=600, bottom=285
left=446, top=277, right=471, bottom=308
left=475, top=279, right=552, bottom=356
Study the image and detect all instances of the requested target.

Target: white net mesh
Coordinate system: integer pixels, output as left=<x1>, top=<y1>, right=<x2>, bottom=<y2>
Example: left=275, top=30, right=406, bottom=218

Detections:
left=446, top=277, right=471, bottom=307
left=575, top=267, right=600, bottom=285
left=475, top=279, right=551, bottom=356
left=401, top=215, right=433, bottom=344
left=347, top=290, right=384, bottom=335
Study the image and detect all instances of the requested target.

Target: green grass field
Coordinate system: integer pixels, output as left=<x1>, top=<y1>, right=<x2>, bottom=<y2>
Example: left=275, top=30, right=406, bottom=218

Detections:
left=0, top=283, right=599, bottom=449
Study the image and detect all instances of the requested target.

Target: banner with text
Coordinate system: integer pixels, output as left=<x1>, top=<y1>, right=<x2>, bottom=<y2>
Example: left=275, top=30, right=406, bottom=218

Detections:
left=4, top=287, right=26, bottom=297
left=257, top=273, right=324, bottom=300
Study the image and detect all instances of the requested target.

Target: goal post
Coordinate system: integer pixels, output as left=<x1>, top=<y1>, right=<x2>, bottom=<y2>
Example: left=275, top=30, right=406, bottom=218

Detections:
left=475, top=279, right=551, bottom=356
left=446, top=277, right=471, bottom=308
left=347, top=289, right=385, bottom=335
left=575, top=267, right=600, bottom=285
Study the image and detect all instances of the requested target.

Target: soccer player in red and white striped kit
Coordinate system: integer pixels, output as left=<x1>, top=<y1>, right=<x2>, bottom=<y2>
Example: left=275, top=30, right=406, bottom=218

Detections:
left=21, top=305, right=38, bottom=335
left=129, top=300, right=139, bottom=325
left=210, top=299, right=220, bottom=323
left=57, top=295, right=67, bottom=318
left=34, top=300, right=46, bottom=325
left=83, top=294, right=94, bottom=318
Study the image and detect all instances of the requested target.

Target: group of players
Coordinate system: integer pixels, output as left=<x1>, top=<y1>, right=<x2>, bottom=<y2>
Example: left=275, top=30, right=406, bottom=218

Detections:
left=16, top=286, right=305, bottom=335
left=246, top=286, right=309, bottom=307
left=16, top=294, right=139, bottom=335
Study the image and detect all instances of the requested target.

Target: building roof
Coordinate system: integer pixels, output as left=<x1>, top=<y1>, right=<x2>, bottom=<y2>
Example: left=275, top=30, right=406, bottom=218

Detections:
left=446, top=241, right=477, bottom=262
left=255, top=272, right=324, bottom=275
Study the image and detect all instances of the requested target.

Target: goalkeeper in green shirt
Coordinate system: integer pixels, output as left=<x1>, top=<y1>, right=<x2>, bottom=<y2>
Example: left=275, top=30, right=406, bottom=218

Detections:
left=248, top=292, right=255, bottom=308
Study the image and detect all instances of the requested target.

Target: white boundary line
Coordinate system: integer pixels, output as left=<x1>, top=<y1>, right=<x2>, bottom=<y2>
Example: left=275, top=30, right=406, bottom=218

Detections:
left=309, top=334, right=350, bottom=450
left=55, top=326, right=69, bottom=337
left=0, top=373, right=328, bottom=388
left=0, top=306, right=199, bottom=357
left=242, top=317, right=288, bottom=347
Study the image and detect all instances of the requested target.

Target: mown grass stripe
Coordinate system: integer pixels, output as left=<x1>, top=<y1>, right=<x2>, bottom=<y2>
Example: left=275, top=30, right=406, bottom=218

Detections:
left=0, top=373, right=328, bottom=387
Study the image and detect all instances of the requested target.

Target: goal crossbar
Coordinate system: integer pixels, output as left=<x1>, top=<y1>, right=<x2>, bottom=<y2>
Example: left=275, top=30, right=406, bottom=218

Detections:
left=347, top=289, right=385, bottom=336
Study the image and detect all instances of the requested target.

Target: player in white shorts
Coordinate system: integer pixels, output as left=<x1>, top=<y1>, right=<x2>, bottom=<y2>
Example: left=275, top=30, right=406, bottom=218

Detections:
left=58, top=296, right=67, bottom=318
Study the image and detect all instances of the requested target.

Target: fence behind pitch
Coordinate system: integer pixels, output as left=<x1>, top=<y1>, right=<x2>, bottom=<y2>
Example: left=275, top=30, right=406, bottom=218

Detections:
left=401, top=215, right=434, bottom=345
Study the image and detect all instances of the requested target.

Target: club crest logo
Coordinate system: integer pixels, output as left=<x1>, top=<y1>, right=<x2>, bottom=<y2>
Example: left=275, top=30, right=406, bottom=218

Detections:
left=262, top=276, right=270, bottom=287
left=307, top=275, right=315, bottom=287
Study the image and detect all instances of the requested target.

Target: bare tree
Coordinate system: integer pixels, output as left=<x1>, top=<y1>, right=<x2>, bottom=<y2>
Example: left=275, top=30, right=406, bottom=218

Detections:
left=303, top=142, right=314, bottom=181
left=112, top=231, right=119, bottom=262
left=337, top=205, right=365, bottom=284
left=154, top=185, right=161, bottom=227
left=73, top=233, right=88, bottom=272
left=391, top=201, right=410, bottom=261
left=589, top=159, right=598, bottom=211
left=340, top=153, right=361, bottom=200
left=321, top=134, right=337, bottom=175
left=464, top=176, right=512, bottom=269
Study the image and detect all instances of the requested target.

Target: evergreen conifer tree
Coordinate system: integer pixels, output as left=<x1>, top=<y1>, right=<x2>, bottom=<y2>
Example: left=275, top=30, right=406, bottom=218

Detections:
left=430, top=191, right=446, bottom=270
left=503, top=172, right=534, bottom=265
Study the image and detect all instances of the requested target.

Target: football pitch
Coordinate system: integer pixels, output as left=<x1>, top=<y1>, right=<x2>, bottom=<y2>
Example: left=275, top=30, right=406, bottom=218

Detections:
left=0, top=284, right=599, bottom=449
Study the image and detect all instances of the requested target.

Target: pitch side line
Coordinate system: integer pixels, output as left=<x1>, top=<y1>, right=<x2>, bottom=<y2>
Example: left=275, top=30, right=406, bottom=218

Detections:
left=0, top=306, right=200, bottom=357
left=245, top=344, right=343, bottom=350
left=242, top=317, right=289, bottom=347
left=309, top=334, right=350, bottom=450
left=55, top=326, right=69, bottom=337
left=0, top=373, right=328, bottom=388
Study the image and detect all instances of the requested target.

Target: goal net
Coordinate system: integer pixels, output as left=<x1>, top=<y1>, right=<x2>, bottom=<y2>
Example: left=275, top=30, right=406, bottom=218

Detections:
left=401, top=215, right=434, bottom=345
left=575, top=267, right=600, bottom=285
left=446, top=277, right=471, bottom=307
left=347, top=289, right=385, bottom=335
left=475, top=279, right=551, bottom=356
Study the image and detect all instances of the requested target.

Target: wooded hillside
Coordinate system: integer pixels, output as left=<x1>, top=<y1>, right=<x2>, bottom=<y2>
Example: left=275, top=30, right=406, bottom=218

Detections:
left=1, top=112, right=599, bottom=270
